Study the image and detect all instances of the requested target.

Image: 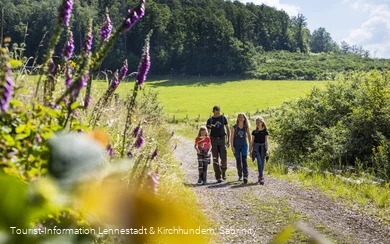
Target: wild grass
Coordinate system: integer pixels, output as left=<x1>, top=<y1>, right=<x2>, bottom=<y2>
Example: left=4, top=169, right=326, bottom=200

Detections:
left=267, top=163, right=390, bottom=222
left=12, top=75, right=216, bottom=242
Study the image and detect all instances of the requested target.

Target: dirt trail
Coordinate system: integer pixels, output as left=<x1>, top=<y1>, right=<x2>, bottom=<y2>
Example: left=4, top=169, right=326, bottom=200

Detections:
left=173, top=135, right=390, bottom=244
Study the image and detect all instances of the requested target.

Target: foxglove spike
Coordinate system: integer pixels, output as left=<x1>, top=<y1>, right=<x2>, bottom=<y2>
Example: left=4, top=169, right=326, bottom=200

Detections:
left=136, top=38, right=150, bottom=88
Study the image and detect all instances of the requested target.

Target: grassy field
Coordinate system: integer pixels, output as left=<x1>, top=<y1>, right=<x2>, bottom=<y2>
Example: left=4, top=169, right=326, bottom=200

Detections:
left=92, top=77, right=327, bottom=120
left=144, top=78, right=327, bottom=120
left=24, top=75, right=326, bottom=121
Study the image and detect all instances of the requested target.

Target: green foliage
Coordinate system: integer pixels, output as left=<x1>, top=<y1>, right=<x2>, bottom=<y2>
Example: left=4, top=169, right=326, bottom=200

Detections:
left=273, top=70, right=390, bottom=179
left=4, top=0, right=384, bottom=78
left=250, top=51, right=390, bottom=80
left=310, top=27, right=336, bottom=53
left=0, top=101, right=65, bottom=181
left=0, top=1, right=190, bottom=243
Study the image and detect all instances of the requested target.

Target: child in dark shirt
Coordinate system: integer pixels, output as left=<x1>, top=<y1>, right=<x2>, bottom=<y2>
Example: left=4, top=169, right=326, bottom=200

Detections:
left=250, top=117, right=269, bottom=185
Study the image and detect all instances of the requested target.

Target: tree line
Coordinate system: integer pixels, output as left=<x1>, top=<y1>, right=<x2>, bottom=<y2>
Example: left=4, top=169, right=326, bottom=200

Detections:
left=1, top=0, right=388, bottom=78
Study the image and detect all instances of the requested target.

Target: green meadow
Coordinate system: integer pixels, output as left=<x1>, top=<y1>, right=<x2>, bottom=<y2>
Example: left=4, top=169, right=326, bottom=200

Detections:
left=101, top=78, right=327, bottom=120
left=25, top=76, right=326, bottom=120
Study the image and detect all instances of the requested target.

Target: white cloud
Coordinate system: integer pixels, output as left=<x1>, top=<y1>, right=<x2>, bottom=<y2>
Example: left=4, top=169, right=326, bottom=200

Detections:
left=239, top=0, right=300, bottom=16
left=344, top=1, right=390, bottom=58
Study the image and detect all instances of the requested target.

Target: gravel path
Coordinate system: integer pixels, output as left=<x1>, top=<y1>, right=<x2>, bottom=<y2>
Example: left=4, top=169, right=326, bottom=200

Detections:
left=173, top=135, right=390, bottom=244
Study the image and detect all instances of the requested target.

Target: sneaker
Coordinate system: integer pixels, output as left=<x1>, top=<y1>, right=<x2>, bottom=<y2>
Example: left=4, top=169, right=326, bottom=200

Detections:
left=238, top=176, right=243, bottom=181
left=217, top=179, right=222, bottom=183
left=197, top=178, right=202, bottom=184
left=222, top=173, right=226, bottom=180
left=243, top=177, right=248, bottom=184
left=259, top=177, right=264, bottom=185
left=202, top=180, right=207, bottom=185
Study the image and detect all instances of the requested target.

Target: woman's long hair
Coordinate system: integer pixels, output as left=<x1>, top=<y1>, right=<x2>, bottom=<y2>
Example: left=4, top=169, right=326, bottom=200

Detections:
left=255, top=117, right=267, bottom=130
left=236, top=113, right=250, bottom=128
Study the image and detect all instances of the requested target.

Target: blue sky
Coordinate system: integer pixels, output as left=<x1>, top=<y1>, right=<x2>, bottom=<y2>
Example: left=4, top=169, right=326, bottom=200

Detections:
left=238, top=0, right=390, bottom=58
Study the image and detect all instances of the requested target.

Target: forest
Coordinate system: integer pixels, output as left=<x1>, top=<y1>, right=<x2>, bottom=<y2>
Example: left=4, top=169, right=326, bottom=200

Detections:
left=2, top=0, right=389, bottom=79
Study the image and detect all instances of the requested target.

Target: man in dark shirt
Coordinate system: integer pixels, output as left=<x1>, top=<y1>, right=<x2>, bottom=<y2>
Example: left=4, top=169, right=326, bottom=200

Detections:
left=206, top=105, right=230, bottom=183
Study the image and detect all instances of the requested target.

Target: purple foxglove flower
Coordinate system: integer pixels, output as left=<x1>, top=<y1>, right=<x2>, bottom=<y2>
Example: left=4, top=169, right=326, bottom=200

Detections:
left=84, top=95, right=91, bottom=108
left=49, top=59, right=56, bottom=75
left=100, top=13, right=112, bottom=41
left=124, top=9, right=138, bottom=31
left=79, top=71, right=89, bottom=90
left=136, top=38, right=150, bottom=88
left=132, top=126, right=141, bottom=138
left=136, top=132, right=144, bottom=149
left=50, top=103, right=60, bottom=109
left=83, top=27, right=93, bottom=57
left=127, top=151, right=133, bottom=158
left=62, top=32, right=74, bottom=61
left=145, top=171, right=159, bottom=194
left=71, top=71, right=89, bottom=100
left=0, top=59, right=14, bottom=111
left=151, top=149, right=158, bottom=160
left=119, top=59, right=128, bottom=81
left=106, top=145, right=114, bottom=157
left=36, top=135, right=42, bottom=143
left=110, top=60, right=128, bottom=89
left=124, top=1, right=145, bottom=32
left=110, top=71, right=119, bottom=89
left=57, top=0, right=74, bottom=27
left=77, top=129, right=84, bottom=133
left=65, top=66, right=72, bottom=87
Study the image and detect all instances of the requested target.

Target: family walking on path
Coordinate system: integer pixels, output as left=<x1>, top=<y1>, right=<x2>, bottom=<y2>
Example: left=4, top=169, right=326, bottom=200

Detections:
left=195, top=105, right=269, bottom=185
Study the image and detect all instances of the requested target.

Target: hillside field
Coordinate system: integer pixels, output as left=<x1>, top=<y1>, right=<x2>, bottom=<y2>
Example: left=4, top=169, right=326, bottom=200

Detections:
left=142, top=78, right=327, bottom=120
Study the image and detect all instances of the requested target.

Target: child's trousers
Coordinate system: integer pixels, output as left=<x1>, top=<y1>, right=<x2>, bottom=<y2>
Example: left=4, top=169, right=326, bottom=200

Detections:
left=198, top=150, right=210, bottom=181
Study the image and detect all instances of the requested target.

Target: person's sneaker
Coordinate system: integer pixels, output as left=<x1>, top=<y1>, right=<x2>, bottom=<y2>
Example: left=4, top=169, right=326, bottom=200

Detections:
left=222, top=174, right=226, bottom=180
left=243, top=177, right=248, bottom=184
left=217, top=179, right=222, bottom=183
left=238, top=176, right=243, bottom=181
left=259, top=177, right=264, bottom=185
left=197, top=178, right=202, bottom=184
left=202, top=180, right=207, bottom=185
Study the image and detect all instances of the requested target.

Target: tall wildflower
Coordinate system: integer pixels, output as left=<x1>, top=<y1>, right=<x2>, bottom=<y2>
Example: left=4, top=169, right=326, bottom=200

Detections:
left=92, top=0, right=147, bottom=69
left=65, top=66, right=72, bottom=87
left=132, top=125, right=141, bottom=138
left=0, top=49, right=14, bottom=112
left=100, top=13, right=112, bottom=42
left=36, top=0, right=74, bottom=102
left=89, top=60, right=128, bottom=128
left=62, top=31, right=74, bottom=61
left=110, top=72, right=120, bottom=90
left=71, top=71, right=89, bottom=100
left=151, top=149, right=158, bottom=160
left=83, top=25, right=93, bottom=57
left=124, top=5, right=145, bottom=31
left=136, top=131, right=144, bottom=149
left=49, top=59, right=56, bottom=76
left=57, top=0, right=74, bottom=27
left=110, top=60, right=127, bottom=89
left=107, top=145, right=114, bottom=157
left=84, top=95, right=91, bottom=108
left=119, top=59, right=128, bottom=81
left=136, top=35, right=150, bottom=88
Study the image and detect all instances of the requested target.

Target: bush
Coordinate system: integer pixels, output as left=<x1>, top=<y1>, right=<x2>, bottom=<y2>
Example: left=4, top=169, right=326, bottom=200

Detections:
left=273, top=71, right=390, bottom=179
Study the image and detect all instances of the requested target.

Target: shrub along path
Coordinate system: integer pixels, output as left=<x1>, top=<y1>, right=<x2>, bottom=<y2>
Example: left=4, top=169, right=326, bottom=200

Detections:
left=173, top=135, right=390, bottom=243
